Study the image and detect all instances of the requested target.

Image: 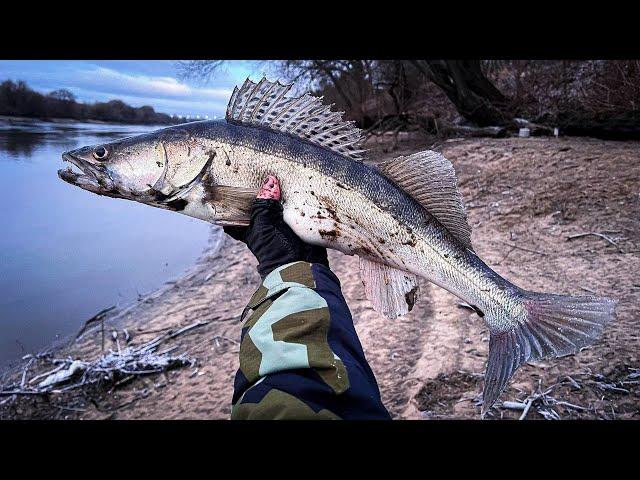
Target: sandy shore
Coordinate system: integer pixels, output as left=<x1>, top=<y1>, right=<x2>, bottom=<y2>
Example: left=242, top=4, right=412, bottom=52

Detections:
left=2, top=135, right=639, bottom=420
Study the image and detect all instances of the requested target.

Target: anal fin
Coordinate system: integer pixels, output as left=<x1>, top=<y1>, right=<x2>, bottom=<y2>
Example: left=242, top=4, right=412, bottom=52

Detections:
left=359, top=258, right=419, bottom=319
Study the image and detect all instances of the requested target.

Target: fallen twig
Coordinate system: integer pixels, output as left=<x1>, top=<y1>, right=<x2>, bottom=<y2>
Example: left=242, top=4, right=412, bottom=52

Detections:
left=502, top=401, right=527, bottom=410
left=519, top=398, right=534, bottom=420
left=593, top=382, right=629, bottom=394
left=566, top=232, right=624, bottom=253
left=564, top=376, right=582, bottom=390
left=28, top=364, right=66, bottom=385
left=538, top=408, right=560, bottom=420
left=554, top=400, right=587, bottom=411
left=20, top=358, right=34, bottom=389
left=169, top=321, right=209, bottom=339
left=74, top=305, right=116, bottom=341
left=498, top=241, right=548, bottom=256
left=500, top=378, right=589, bottom=420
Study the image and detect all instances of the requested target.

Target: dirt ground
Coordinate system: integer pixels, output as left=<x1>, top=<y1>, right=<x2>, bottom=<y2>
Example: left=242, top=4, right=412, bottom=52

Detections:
left=2, top=135, right=639, bottom=420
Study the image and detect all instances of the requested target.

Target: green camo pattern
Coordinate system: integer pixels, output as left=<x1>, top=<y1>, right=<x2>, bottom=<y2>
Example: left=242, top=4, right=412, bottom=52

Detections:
left=239, top=262, right=350, bottom=394
left=231, top=388, right=340, bottom=420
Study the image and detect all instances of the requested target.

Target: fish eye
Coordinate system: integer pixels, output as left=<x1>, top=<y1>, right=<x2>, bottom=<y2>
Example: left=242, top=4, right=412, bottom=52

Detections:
left=92, top=146, right=109, bottom=161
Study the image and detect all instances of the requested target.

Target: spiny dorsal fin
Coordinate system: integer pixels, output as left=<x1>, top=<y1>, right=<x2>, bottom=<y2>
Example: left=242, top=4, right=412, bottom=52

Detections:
left=359, top=258, right=420, bottom=319
left=225, top=77, right=366, bottom=161
left=378, top=150, right=473, bottom=250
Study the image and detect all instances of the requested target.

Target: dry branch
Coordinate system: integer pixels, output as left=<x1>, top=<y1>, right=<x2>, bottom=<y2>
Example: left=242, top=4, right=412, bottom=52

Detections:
left=498, top=241, right=548, bottom=256
left=566, top=231, right=624, bottom=252
left=498, top=379, right=589, bottom=420
left=74, top=305, right=116, bottom=341
left=0, top=320, right=209, bottom=398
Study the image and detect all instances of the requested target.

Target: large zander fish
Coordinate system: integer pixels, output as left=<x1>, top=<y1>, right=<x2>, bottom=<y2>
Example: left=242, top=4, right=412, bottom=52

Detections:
left=58, top=77, right=616, bottom=414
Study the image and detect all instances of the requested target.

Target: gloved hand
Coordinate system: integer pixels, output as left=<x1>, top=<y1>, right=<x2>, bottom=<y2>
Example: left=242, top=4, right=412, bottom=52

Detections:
left=223, top=175, right=329, bottom=278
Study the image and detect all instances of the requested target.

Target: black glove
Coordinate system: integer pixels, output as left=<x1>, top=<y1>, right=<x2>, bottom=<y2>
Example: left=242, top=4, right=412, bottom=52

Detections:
left=224, top=199, right=329, bottom=278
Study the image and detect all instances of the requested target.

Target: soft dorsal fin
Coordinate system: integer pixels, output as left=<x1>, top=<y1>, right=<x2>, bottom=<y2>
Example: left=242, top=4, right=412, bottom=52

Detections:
left=225, top=77, right=366, bottom=161
left=378, top=150, right=473, bottom=250
left=359, top=258, right=420, bottom=319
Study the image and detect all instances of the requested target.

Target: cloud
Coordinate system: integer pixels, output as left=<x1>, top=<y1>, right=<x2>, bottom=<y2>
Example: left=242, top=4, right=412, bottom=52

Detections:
left=77, top=66, right=234, bottom=103
left=71, top=87, right=230, bottom=118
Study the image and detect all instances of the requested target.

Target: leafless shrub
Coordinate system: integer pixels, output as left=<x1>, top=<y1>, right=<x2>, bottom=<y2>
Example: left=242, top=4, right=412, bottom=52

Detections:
left=488, top=60, right=640, bottom=121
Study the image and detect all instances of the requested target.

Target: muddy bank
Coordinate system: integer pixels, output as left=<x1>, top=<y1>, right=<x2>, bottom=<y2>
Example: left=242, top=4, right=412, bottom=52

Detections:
left=2, top=136, right=639, bottom=420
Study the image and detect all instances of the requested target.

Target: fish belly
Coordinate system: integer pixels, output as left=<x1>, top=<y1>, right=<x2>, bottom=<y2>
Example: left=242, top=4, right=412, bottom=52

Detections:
left=282, top=174, right=415, bottom=269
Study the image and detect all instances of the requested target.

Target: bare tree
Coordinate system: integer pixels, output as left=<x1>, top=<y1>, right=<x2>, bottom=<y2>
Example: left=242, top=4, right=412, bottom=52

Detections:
left=410, top=60, right=511, bottom=126
left=177, top=60, right=381, bottom=125
left=176, top=60, right=226, bottom=82
left=48, top=89, right=76, bottom=102
left=177, top=59, right=511, bottom=126
left=276, top=60, right=380, bottom=125
left=175, top=60, right=640, bottom=140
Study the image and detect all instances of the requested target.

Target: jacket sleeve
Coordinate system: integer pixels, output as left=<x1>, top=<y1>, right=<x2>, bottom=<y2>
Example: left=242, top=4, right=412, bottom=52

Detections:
left=231, top=261, right=390, bottom=420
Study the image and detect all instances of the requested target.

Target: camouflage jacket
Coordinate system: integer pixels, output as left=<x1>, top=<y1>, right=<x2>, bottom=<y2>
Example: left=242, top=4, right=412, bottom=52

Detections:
left=231, top=261, right=390, bottom=420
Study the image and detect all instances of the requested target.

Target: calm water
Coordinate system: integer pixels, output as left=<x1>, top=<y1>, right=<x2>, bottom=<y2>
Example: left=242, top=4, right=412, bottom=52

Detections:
left=0, top=119, right=211, bottom=368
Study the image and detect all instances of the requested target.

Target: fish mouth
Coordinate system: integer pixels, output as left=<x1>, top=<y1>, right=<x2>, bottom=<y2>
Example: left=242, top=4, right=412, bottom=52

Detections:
left=57, top=151, right=187, bottom=210
left=58, top=152, right=119, bottom=196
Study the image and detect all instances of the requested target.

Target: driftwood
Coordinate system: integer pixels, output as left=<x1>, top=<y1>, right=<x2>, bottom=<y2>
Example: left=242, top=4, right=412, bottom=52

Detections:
left=0, top=320, right=209, bottom=398
left=448, top=125, right=507, bottom=138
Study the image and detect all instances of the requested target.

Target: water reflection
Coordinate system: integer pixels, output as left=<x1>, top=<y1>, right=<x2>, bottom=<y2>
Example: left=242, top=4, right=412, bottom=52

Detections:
left=0, top=131, right=49, bottom=158
left=0, top=119, right=211, bottom=369
left=0, top=119, right=156, bottom=160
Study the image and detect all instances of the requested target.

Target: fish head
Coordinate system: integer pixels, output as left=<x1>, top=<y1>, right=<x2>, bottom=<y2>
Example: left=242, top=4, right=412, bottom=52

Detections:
left=58, top=126, right=215, bottom=212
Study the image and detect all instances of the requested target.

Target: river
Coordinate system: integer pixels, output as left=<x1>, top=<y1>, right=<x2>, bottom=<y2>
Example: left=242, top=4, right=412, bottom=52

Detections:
left=0, top=118, right=211, bottom=369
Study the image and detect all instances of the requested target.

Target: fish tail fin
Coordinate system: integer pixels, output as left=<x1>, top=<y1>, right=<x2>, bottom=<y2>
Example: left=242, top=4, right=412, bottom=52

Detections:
left=482, top=291, right=616, bottom=416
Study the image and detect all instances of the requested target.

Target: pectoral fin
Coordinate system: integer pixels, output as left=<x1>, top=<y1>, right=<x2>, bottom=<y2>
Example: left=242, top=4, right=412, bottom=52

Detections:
left=205, top=185, right=258, bottom=226
left=359, top=258, right=419, bottom=319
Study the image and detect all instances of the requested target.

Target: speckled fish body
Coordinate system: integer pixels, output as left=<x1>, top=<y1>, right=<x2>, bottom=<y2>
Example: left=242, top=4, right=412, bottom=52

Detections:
left=184, top=121, right=515, bottom=320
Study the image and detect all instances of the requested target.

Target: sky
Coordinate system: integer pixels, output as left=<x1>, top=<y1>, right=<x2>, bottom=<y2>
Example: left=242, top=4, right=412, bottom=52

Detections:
left=0, top=60, right=272, bottom=119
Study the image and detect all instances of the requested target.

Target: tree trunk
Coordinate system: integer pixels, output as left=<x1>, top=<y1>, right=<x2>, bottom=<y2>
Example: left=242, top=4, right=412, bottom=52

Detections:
left=411, top=60, right=511, bottom=127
